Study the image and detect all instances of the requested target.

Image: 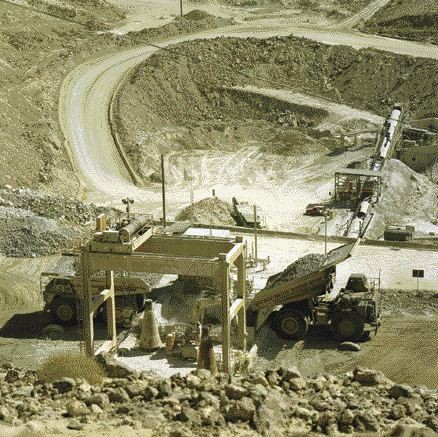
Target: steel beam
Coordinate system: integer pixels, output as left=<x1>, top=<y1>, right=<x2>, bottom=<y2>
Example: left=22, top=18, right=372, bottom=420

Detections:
left=236, top=252, right=247, bottom=352
left=89, top=253, right=221, bottom=278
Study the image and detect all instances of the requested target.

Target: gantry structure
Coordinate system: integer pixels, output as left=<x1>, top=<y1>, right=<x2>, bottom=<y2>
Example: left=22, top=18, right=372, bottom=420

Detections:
left=79, top=223, right=247, bottom=373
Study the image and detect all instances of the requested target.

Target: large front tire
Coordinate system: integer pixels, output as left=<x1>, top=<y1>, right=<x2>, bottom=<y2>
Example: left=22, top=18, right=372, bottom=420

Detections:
left=332, top=312, right=364, bottom=341
left=273, top=309, right=309, bottom=340
left=49, top=297, right=77, bottom=326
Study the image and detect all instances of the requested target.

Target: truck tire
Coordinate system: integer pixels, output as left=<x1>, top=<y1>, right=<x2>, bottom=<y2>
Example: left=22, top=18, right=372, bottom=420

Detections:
left=136, top=294, right=146, bottom=312
left=332, top=312, right=364, bottom=341
left=49, top=297, right=77, bottom=326
left=273, top=309, right=309, bottom=340
left=100, top=296, right=137, bottom=328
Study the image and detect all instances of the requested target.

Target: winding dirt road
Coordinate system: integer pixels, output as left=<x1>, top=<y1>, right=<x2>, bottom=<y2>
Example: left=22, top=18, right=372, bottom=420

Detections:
left=59, top=4, right=438, bottom=225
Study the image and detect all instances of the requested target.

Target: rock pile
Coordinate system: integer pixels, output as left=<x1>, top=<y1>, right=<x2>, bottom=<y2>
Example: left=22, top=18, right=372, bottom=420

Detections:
left=0, top=186, right=119, bottom=257
left=175, top=197, right=235, bottom=226
left=0, top=361, right=436, bottom=436
left=265, top=253, right=326, bottom=289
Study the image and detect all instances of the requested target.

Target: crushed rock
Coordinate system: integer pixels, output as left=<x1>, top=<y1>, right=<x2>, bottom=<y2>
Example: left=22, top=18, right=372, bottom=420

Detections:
left=0, top=186, right=120, bottom=257
left=0, top=361, right=436, bottom=436
left=265, top=253, right=326, bottom=288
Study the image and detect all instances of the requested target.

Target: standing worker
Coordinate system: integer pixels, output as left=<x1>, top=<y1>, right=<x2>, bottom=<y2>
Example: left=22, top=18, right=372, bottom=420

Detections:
left=197, top=325, right=217, bottom=374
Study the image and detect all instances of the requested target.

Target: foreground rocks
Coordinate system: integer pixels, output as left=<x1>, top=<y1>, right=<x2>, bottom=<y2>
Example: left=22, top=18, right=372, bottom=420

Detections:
left=0, top=361, right=436, bottom=436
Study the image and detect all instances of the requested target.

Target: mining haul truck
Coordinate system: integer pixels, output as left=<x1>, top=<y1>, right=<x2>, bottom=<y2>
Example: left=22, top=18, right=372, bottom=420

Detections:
left=41, top=272, right=150, bottom=327
left=247, top=241, right=380, bottom=342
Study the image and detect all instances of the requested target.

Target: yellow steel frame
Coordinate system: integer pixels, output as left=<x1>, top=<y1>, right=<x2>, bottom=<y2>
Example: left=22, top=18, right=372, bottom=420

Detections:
left=79, top=234, right=247, bottom=373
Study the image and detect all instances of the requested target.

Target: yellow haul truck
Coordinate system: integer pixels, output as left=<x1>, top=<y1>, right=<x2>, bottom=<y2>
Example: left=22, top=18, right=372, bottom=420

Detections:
left=247, top=242, right=381, bottom=342
left=41, top=270, right=150, bottom=327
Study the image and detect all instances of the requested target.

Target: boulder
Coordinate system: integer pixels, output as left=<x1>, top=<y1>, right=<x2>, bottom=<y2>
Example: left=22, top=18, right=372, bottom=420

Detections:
left=53, top=378, right=76, bottom=394
left=226, top=397, right=256, bottom=422
left=225, top=384, right=247, bottom=400
left=85, top=393, right=110, bottom=407
left=389, top=384, right=414, bottom=399
left=95, top=353, right=136, bottom=379
left=353, top=367, right=389, bottom=386
left=66, top=400, right=90, bottom=417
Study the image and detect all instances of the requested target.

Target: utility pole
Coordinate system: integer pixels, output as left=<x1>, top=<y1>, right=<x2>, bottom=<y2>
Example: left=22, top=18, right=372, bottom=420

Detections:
left=254, top=205, right=258, bottom=262
left=180, top=0, right=183, bottom=17
left=324, top=215, right=327, bottom=258
left=189, top=162, right=194, bottom=225
left=161, top=154, right=166, bottom=228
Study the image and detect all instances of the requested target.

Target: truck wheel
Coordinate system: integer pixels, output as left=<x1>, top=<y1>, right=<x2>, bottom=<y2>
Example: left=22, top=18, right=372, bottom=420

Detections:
left=136, top=294, right=146, bottom=312
left=273, top=309, right=309, bottom=340
left=50, top=297, right=77, bottom=326
left=332, top=313, right=364, bottom=341
left=100, top=296, right=136, bottom=328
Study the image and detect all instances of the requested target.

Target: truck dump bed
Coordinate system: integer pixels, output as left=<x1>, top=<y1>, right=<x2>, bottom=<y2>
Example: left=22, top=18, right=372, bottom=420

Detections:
left=251, top=242, right=357, bottom=311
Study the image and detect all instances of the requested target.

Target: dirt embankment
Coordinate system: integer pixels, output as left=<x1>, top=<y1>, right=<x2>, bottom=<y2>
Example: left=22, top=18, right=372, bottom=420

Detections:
left=364, top=0, right=438, bottom=44
left=0, top=4, right=233, bottom=197
left=24, top=0, right=126, bottom=29
left=0, top=359, right=437, bottom=436
left=116, top=35, right=438, bottom=181
left=217, top=0, right=374, bottom=19
left=366, top=159, right=438, bottom=239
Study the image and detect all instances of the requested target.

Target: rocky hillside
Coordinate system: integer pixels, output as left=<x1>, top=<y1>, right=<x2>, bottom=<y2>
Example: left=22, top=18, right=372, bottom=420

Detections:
left=364, top=0, right=438, bottom=44
left=0, top=359, right=437, bottom=436
left=0, top=3, right=233, bottom=196
left=116, top=35, right=438, bottom=179
left=0, top=186, right=120, bottom=257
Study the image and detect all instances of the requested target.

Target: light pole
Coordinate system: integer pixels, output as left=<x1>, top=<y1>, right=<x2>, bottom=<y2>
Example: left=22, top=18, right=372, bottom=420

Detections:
left=161, top=155, right=166, bottom=228
left=122, top=197, right=134, bottom=220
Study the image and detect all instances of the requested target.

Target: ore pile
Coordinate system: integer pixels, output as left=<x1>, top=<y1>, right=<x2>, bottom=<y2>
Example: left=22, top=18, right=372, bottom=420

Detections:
left=175, top=197, right=235, bottom=226
left=0, top=186, right=119, bottom=257
left=0, top=360, right=437, bottom=436
left=265, top=254, right=326, bottom=289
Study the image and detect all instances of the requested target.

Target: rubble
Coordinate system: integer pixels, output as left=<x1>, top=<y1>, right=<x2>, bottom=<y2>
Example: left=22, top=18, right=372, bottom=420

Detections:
left=0, top=361, right=436, bottom=435
left=0, top=186, right=119, bottom=257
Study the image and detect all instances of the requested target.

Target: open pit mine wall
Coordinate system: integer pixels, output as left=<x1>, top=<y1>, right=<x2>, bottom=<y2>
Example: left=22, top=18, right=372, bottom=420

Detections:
left=347, top=106, right=403, bottom=239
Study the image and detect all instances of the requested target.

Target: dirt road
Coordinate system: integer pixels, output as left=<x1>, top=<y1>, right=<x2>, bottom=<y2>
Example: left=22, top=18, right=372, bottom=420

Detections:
left=231, top=86, right=385, bottom=129
left=59, top=7, right=438, bottom=220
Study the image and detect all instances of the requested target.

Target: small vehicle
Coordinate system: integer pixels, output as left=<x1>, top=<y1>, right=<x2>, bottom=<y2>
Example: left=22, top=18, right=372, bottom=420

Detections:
left=305, top=204, right=325, bottom=216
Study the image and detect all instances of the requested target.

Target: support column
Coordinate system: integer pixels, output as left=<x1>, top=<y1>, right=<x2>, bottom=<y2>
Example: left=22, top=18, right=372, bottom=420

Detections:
left=219, top=253, right=230, bottom=373
left=236, top=252, right=247, bottom=352
left=80, top=249, right=94, bottom=356
left=105, top=270, right=116, bottom=346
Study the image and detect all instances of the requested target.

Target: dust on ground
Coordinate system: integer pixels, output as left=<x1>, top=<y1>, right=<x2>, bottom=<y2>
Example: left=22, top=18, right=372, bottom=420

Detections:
left=255, top=288, right=438, bottom=388
left=364, top=0, right=438, bottom=45
left=365, top=159, right=438, bottom=239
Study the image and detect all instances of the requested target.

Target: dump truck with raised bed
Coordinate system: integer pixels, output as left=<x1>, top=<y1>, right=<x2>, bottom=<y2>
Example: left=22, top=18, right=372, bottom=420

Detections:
left=41, top=270, right=150, bottom=327
left=247, top=241, right=380, bottom=342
